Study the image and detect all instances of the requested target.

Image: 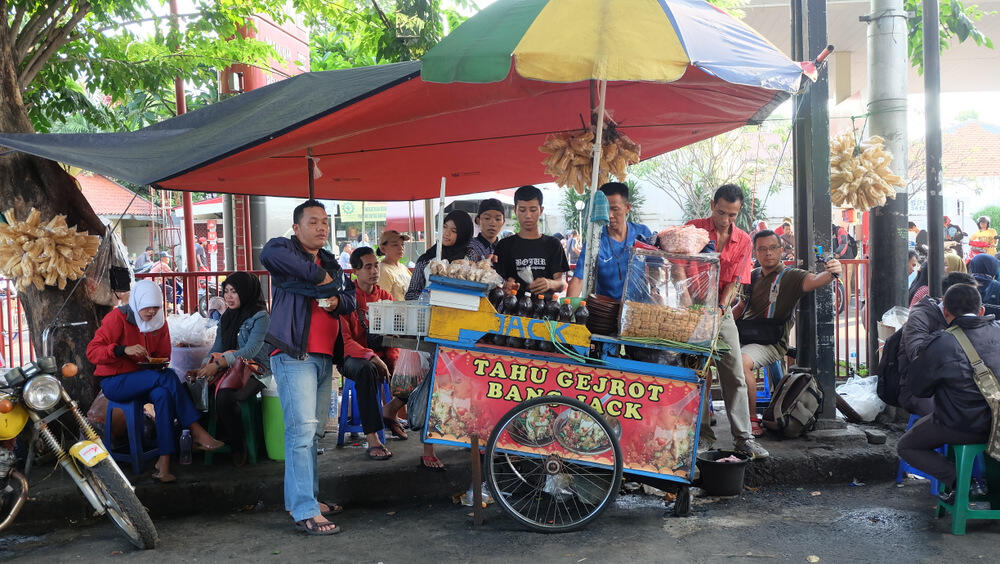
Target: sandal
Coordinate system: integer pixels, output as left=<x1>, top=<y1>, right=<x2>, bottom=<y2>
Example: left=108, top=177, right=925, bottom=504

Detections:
left=193, top=440, right=225, bottom=452
left=296, top=517, right=341, bottom=536
left=383, top=417, right=408, bottom=440
left=418, top=455, right=446, bottom=472
left=750, top=417, right=764, bottom=437
left=319, top=501, right=344, bottom=515
left=367, top=445, right=392, bottom=460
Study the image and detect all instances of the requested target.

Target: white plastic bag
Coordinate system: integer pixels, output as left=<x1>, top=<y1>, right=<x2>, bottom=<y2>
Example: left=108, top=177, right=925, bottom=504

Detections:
left=835, top=376, right=885, bottom=422
left=880, top=306, right=910, bottom=330
left=167, top=313, right=217, bottom=347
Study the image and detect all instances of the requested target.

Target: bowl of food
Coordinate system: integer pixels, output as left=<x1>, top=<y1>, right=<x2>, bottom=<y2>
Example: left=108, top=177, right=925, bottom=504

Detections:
left=138, top=357, right=169, bottom=370
left=506, top=404, right=557, bottom=447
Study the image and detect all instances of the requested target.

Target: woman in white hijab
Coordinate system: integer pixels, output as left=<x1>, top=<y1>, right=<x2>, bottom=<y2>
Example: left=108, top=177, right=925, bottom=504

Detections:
left=87, top=280, right=223, bottom=482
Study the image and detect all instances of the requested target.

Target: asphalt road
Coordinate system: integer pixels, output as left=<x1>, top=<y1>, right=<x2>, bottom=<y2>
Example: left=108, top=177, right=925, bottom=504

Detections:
left=2, top=480, right=997, bottom=563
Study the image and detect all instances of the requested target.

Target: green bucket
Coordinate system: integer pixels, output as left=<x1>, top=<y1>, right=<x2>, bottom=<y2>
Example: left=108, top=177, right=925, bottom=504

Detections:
left=261, top=390, right=285, bottom=461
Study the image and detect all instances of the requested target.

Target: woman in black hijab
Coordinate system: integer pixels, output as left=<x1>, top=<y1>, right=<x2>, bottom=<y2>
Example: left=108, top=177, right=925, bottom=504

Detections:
left=198, top=271, right=271, bottom=466
left=405, top=211, right=479, bottom=300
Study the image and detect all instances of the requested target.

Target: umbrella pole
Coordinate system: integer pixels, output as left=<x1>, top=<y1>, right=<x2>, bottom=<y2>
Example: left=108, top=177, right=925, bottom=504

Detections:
left=580, top=80, right=607, bottom=299
left=307, top=147, right=315, bottom=200
left=435, top=177, right=446, bottom=262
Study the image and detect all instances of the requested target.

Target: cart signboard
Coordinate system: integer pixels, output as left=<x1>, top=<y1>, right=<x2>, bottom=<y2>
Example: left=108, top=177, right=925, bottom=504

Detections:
left=425, top=346, right=702, bottom=480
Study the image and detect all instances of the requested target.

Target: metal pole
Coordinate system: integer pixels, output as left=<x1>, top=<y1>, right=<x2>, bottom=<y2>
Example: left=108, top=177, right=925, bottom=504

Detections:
left=581, top=80, right=608, bottom=298
left=307, top=147, right=315, bottom=200
left=791, top=0, right=814, bottom=367
left=222, top=193, right=236, bottom=270
left=170, top=0, right=196, bottom=313
left=924, top=0, right=945, bottom=297
left=866, top=0, right=910, bottom=361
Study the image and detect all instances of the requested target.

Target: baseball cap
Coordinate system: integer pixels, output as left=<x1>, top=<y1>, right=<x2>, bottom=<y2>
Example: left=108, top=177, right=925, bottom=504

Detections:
left=476, top=198, right=505, bottom=218
left=377, top=230, right=410, bottom=256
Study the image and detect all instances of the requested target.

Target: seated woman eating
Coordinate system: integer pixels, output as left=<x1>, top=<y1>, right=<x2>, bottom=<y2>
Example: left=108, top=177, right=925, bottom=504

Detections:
left=87, top=279, right=224, bottom=483
left=196, top=272, right=271, bottom=467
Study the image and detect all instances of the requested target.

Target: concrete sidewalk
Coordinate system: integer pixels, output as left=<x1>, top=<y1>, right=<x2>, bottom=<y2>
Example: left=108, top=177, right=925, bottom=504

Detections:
left=14, top=412, right=901, bottom=528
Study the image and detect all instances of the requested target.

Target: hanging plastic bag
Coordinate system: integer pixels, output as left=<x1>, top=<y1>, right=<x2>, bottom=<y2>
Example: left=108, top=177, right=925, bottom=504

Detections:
left=390, top=350, right=430, bottom=401
left=84, top=227, right=132, bottom=306
left=407, top=370, right=432, bottom=432
left=835, top=376, right=885, bottom=422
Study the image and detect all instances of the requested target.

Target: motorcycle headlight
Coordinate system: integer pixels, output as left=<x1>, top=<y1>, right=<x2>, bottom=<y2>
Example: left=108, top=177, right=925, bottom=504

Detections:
left=23, top=375, right=62, bottom=411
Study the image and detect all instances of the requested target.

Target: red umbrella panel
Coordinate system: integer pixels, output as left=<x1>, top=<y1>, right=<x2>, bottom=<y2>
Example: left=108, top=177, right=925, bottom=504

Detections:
left=154, top=67, right=786, bottom=200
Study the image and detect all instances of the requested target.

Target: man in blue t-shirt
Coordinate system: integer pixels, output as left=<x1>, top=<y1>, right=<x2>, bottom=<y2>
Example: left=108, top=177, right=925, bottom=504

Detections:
left=567, top=182, right=652, bottom=301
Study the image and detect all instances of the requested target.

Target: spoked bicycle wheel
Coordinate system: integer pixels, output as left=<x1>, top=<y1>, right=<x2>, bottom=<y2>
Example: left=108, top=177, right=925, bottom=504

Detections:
left=485, top=396, right=623, bottom=533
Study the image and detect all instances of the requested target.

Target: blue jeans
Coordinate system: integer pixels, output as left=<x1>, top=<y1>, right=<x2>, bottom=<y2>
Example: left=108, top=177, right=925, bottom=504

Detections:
left=100, top=368, right=199, bottom=455
left=271, top=353, right=333, bottom=522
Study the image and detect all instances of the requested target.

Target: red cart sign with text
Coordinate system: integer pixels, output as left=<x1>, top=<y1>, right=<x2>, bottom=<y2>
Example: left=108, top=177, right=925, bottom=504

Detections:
left=425, top=346, right=702, bottom=480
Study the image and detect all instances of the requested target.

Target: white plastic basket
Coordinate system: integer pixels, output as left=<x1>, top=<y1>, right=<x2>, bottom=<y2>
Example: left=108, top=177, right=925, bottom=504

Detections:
left=367, top=300, right=430, bottom=336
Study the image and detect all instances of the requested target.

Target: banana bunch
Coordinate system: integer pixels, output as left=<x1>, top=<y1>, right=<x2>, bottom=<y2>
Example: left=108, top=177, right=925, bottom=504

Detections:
left=829, top=133, right=904, bottom=211
left=539, top=126, right=641, bottom=194
left=0, top=208, right=100, bottom=291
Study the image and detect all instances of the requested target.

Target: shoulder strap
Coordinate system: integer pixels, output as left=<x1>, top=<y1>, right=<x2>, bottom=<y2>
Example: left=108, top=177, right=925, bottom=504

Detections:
left=947, top=325, right=994, bottom=380
left=947, top=325, right=1000, bottom=460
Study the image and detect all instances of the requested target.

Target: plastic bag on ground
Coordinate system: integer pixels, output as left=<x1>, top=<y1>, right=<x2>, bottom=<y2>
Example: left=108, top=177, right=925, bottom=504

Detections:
left=835, top=376, right=885, bottom=422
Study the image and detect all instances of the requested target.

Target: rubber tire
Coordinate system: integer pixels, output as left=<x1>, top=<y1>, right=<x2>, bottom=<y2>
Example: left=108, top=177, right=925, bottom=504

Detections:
left=86, top=459, right=158, bottom=549
left=485, top=395, right=623, bottom=533
left=674, top=485, right=691, bottom=517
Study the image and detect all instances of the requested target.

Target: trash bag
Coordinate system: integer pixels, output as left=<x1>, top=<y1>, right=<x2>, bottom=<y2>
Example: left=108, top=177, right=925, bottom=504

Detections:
left=835, top=376, right=885, bottom=422
left=390, top=350, right=430, bottom=401
left=407, top=370, right=432, bottom=432
left=83, top=228, right=132, bottom=307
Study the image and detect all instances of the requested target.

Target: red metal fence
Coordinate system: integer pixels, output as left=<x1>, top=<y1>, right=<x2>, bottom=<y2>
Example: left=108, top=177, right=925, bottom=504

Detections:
left=0, top=260, right=874, bottom=370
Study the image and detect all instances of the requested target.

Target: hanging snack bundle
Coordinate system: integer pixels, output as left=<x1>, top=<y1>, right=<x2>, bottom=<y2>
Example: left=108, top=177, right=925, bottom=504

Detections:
left=428, top=258, right=504, bottom=287
left=618, top=247, right=720, bottom=344
left=539, top=121, right=641, bottom=194
left=829, top=133, right=903, bottom=211
left=0, top=208, right=100, bottom=291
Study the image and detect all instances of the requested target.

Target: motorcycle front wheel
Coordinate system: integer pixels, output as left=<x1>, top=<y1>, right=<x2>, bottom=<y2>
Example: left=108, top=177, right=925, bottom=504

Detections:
left=82, top=459, right=158, bottom=549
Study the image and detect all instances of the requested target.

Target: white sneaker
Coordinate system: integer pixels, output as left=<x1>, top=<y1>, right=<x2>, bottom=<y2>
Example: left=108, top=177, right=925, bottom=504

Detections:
left=734, top=438, right=769, bottom=460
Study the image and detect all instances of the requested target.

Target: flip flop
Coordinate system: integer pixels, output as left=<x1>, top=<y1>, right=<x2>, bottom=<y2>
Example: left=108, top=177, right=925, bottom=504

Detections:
left=319, top=501, right=344, bottom=515
left=418, top=455, right=446, bottom=472
left=296, top=517, right=341, bottom=536
left=367, top=445, right=392, bottom=460
left=383, top=417, right=408, bottom=440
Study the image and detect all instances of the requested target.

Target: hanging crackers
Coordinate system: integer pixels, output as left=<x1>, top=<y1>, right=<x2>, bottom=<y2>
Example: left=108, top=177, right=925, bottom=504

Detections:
left=829, top=133, right=904, bottom=211
left=0, top=208, right=100, bottom=291
left=539, top=123, right=641, bottom=194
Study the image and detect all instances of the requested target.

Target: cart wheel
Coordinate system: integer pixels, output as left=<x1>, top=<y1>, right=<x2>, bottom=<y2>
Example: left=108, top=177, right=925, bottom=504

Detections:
left=485, top=396, right=623, bottom=533
left=674, top=485, right=691, bottom=517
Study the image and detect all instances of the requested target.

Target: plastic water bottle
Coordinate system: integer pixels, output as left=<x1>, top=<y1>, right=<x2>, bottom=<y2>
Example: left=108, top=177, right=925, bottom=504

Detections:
left=418, top=289, right=431, bottom=305
left=179, top=429, right=193, bottom=465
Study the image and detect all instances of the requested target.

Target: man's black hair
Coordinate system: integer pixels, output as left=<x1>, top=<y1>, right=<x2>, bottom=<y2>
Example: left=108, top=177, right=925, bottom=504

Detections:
left=712, top=184, right=744, bottom=204
left=514, top=185, right=543, bottom=206
left=908, top=221, right=917, bottom=229
left=350, top=246, right=376, bottom=270
left=943, top=283, right=982, bottom=317
left=942, top=272, right=977, bottom=294
left=293, top=199, right=326, bottom=225
left=752, top=229, right=779, bottom=246
left=599, top=182, right=630, bottom=201
left=908, top=250, right=918, bottom=261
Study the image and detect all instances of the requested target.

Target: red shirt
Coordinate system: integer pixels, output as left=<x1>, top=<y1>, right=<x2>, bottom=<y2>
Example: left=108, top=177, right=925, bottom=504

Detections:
left=87, top=308, right=172, bottom=377
left=306, top=258, right=341, bottom=356
left=685, top=217, right=753, bottom=293
left=342, top=284, right=400, bottom=369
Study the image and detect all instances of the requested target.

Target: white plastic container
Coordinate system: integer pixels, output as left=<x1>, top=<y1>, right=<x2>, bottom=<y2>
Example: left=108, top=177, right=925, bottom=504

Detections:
left=367, top=300, right=430, bottom=336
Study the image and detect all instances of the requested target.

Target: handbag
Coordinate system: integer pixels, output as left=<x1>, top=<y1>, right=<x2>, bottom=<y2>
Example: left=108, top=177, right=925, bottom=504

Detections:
left=736, top=267, right=791, bottom=346
left=215, top=357, right=265, bottom=400
left=185, top=378, right=211, bottom=412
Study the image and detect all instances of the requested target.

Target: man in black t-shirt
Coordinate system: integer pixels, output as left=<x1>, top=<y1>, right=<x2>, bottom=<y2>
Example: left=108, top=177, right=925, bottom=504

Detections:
left=494, top=185, right=569, bottom=300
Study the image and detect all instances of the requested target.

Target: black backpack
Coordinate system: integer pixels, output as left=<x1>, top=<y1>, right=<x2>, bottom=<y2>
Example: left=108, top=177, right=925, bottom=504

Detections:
left=876, top=328, right=904, bottom=407
left=762, top=370, right=824, bottom=438
left=843, top=235, right=859, bottom=259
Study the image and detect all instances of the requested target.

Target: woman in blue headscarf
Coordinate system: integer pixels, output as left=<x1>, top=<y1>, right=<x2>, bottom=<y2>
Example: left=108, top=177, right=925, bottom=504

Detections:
left=968, top=254, right=1000, bottom=310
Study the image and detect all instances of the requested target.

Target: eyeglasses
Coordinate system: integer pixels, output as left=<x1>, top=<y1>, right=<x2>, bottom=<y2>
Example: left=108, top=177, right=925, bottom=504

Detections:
left=755, top=245, right=781, bottom=254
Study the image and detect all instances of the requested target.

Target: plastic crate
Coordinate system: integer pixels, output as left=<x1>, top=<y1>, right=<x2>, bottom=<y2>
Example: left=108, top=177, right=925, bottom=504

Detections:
left=367, top=300, right=430, bottom=336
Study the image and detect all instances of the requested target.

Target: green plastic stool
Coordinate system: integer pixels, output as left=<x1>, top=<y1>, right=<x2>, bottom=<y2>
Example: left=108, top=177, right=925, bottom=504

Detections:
left=936, top=443, right=1000, bottom=535
left=204, top=393, right=264, bottom=465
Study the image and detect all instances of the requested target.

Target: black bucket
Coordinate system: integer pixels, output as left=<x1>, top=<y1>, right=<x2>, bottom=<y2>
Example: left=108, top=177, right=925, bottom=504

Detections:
left=696, top=450, right=751, bottom=496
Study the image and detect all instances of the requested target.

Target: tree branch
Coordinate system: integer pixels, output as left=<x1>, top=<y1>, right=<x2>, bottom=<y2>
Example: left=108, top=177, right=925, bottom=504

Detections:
left=18, top=2, right=88, bottom=91
left=371, top=0, right=393, bottom=32
left=8, top=2, right=25, bottom=46
left=13, top=0, right=70, bottom=63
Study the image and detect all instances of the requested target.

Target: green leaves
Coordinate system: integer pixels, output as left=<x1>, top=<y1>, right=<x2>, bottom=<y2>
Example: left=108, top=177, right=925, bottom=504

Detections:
left=905, top=0, right=995, bottom=74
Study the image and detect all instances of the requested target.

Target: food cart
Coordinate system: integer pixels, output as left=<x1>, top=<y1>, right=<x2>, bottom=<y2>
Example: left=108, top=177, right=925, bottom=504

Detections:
left=374, top=249, right=722, bottom=532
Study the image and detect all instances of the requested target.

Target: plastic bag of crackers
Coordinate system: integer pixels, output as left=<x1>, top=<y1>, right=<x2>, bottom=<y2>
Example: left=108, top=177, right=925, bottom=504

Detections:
left=618, top=247, right=721, bottom=345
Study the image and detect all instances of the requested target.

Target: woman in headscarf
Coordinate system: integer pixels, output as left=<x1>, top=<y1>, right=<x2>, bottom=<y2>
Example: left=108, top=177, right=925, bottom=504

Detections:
left=908, top=252, right=969, bottom=307
left=196, top=272, right=271, bottom=466
left=944, top=252, right=967, bottom=275
left=404, top=210, right=480, bottom=300
left=969, top=253, right=1000, bottom=307
left=87, top=280, right=223, bottom=483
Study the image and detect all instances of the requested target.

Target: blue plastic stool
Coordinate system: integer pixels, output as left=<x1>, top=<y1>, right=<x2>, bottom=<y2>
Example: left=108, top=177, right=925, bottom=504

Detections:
left=336, top=378, right=385, bottom=447
left=756, top=360, right=783, bottom=405
left=105, top=399, right=160, bottom=475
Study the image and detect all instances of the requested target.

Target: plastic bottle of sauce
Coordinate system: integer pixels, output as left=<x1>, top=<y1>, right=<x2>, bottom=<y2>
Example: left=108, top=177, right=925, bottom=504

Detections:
left=574, top=300, right=590, bottom=327
left=558, top=298, right=574, bottom=323
left=517, top=292, right=535, bottom=317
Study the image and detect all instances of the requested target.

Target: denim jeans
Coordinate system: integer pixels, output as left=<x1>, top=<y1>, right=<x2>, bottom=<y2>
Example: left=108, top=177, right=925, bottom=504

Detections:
left=272, top=353, right=333, bottom=522
left=100, top=368, right=199, bottom=455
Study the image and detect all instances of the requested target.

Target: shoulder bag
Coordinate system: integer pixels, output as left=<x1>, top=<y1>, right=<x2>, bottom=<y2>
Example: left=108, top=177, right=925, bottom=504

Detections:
left=947, top=326, right=1000, bottom=461
left=735, top=268, right=790, bottom=346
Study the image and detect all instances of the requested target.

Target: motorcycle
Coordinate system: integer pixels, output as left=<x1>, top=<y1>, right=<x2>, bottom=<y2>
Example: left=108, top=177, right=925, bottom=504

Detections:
left=0, top=322, right=157, bottom=549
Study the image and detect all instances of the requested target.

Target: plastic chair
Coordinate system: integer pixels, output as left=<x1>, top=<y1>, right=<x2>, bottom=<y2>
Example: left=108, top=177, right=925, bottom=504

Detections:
left=204, top=393, right=264, bottom=465
left=337, top=378, right=385, bottom=446
left=897, top=414, right=986, bottom=496
left=756, top=360, right=783, bottom=405
left=936, top=443, right=1000, bottom=535
left=105, top=399, right=159, bottom=475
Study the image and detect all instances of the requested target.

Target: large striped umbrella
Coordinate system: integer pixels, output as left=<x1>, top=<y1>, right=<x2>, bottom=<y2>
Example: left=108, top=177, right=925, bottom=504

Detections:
left=422, top=0, right=811, bottom=295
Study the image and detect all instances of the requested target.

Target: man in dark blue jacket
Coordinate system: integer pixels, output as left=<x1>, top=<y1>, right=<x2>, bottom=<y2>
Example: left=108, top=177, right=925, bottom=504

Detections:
left=261, top=199, right=355, bottom=536
left=898, top=283, right=1000, bottom=503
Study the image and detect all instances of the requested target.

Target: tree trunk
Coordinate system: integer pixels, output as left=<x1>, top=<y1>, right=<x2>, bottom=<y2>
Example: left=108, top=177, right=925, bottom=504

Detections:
left=0, top=23, right=109, bottom=408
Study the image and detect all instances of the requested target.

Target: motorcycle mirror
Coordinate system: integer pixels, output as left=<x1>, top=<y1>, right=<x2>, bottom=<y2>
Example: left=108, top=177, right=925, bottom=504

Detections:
left=3, top=367, right=24, bottom=387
